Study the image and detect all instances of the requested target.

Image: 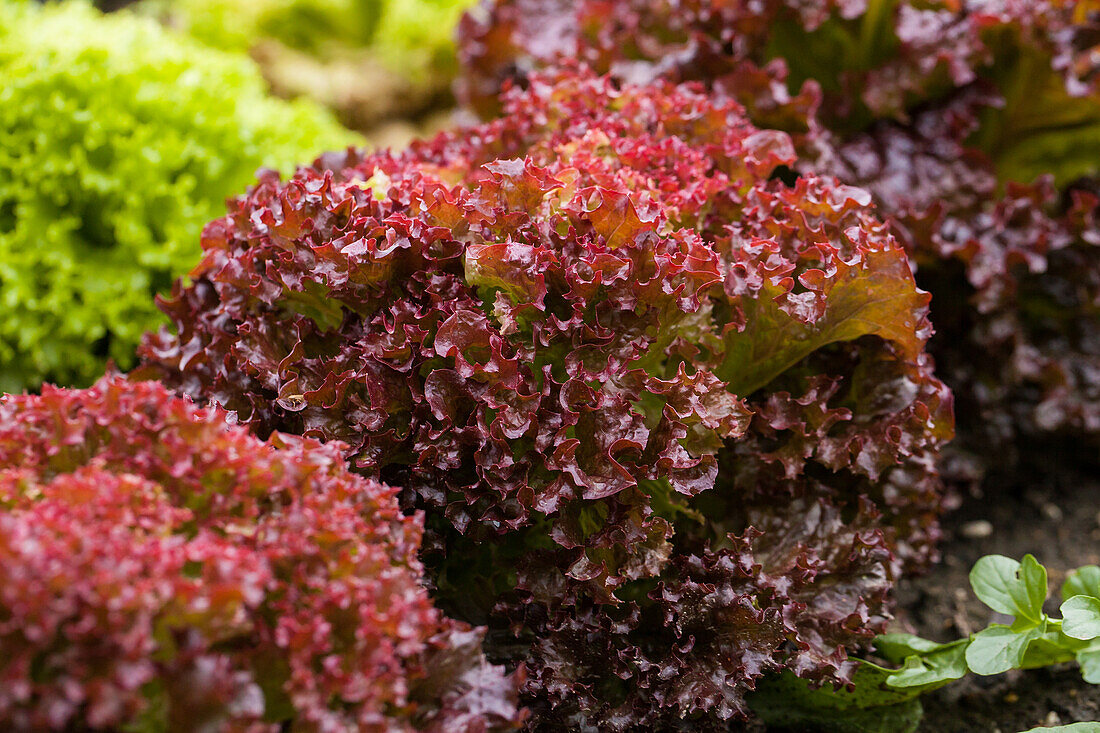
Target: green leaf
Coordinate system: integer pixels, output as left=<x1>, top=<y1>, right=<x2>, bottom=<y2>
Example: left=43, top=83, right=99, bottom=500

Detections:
left=752, top=698, right=923, bottom=733
left=884, top=644, right=968, bottom=689
left=1020, top=630, right=1077, bottom=670
left=872, top=634, right=970, bottom=690
left=969, top=554, right=1047, bottom=623
left=751, top=664, right=922, bottom=714
left=978, top=42, right=1100, bottom=190
left=1062, top=596, right=1100, bottom=641
left=965, top=624, right=1045, bottom=676
left=1019, top=724, right=1100, bottom=733
left=748, top=668, right=924, bottom=732
left=874, top=633, right=955, bottom=662
left=1062, top=566, right=1100, bottom=604
left=1076, top=644, right=1100, bottom=684
left=716, top=243, right=929, bottom=396
left=280, top=281, right=349, bottom=333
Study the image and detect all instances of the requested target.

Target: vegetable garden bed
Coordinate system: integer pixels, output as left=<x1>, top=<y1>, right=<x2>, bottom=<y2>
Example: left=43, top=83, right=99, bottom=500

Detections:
left=901, top=467, right=1100, bottom=731
left=3, top=0, right=1100, bottom=731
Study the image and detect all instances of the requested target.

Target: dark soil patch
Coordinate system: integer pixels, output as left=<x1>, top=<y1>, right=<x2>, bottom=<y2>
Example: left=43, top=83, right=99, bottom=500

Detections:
left=893, top=463, right=1100, bottom=731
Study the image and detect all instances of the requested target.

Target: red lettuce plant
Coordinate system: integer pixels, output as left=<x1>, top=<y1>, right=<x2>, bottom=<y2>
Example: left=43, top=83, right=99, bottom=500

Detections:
left=458, top=0, right=1100, bottom=177
left=140, top=70, right=952, bottom=727
left=457, top=0, right=1100, bottom=475
left=0, top=376, right=523, bottom=732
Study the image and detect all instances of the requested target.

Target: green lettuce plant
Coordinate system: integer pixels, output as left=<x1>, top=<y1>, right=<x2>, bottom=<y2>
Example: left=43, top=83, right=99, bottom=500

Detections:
left=0, top=0, right=356, bottom=393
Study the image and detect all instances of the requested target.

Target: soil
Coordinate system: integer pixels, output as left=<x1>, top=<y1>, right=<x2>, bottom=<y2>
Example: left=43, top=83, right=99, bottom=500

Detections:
left=892, top=460, right=1100, bottom=732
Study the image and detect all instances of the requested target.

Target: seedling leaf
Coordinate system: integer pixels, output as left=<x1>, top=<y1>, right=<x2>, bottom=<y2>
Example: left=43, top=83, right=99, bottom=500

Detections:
left=970, top=554, right=1047, bottom=622
left=1063, top=596, right=1100, bottom=641
left=966, top=624, right=1044, bottom=676
left=874, top=633, right=954, bottom=662
left=1063, top=566, right=1100, bottom=604
left=1020, top=630, right=1077, bottom=669
left=885, top=644, right=968, bottom=688
left=1076, top=646, right=1100, bottom=684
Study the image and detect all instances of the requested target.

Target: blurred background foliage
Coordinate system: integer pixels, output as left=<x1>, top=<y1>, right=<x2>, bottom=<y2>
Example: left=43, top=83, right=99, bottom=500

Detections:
left=134, top=0, right=479, bottom=141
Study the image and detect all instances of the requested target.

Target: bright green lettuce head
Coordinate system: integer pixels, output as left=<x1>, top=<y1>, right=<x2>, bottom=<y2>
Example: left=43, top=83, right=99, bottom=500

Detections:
left=0, top=0, right=357, bottom=393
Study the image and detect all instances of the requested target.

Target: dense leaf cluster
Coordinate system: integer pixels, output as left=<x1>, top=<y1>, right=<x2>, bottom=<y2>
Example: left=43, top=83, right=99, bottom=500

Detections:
left=456, top=0, right=1100, bottom=473
left=140, top=69, right=953, bottom=727
left=0, top=376, right=523, bottom=731
left=0, top=0, right=355, bottom=393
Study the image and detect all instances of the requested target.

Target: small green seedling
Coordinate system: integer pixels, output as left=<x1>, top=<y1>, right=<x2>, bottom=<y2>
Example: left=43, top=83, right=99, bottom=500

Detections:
left=750, top=555, right=1100, bottom=732
left=882, top=555, right=1100, bottom=685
